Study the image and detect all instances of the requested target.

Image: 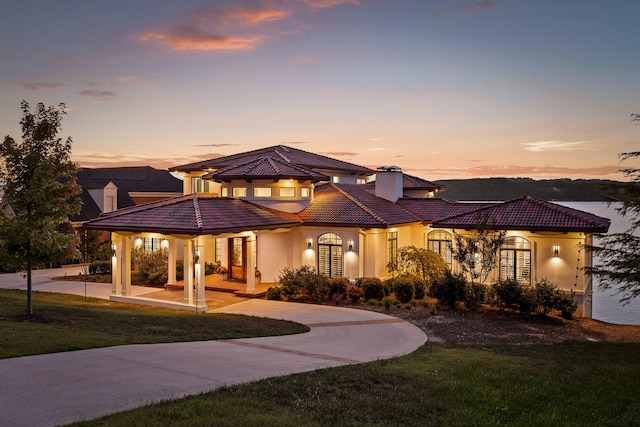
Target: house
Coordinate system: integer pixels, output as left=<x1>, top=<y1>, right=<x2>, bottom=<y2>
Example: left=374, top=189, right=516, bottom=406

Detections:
left=83, top=145, right=610, bottom=316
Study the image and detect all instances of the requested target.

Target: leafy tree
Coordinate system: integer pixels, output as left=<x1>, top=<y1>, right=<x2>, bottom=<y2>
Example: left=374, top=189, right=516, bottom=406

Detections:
left=396, top=245, right=447, bottom=285
left=452, top=221, right=506, bottom=285
left=585, top=115, right=640, bottom=304
left=0, top=101, right=81, bottom=316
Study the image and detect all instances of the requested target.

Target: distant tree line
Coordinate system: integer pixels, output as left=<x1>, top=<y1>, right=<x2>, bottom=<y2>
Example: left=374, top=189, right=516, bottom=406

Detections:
left=435, top=177, right=625, bottom=201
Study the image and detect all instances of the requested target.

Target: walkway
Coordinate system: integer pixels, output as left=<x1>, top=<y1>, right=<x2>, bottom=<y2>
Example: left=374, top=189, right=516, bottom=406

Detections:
left=0, top=268, right=427, bottom=427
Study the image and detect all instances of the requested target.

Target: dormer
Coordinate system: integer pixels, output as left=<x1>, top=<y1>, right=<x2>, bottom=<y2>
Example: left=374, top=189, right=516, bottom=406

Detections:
left=87, top=181, right=118, bottom=213
left=203, top=157, right=329, bottom=213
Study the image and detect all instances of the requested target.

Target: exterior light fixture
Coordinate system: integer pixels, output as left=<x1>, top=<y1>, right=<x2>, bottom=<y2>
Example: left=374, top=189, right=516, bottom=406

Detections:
left=307, top=238, right=313, bottom=249
left=348, top=240, right=354, bottom=252
left=553, top=244, right=560, bottom=258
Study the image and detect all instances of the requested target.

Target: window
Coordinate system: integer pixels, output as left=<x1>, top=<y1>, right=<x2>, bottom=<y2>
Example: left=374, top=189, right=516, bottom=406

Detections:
left=301, top=188, right=310, bottom=198
left=139, top=237, right=163, bottom=253
left=356, top=178, right=366, bottom=184
left=191, top=177, right=203, bottom=193
left=427, top=230, right=452, bottom=266
left=318, top=233, right=343, bottom=278
left=254, top=187, right=272, bottom=197
left=280, top=187, right=295, bottom=197
left=214, top=238, right=222, bottom=264
left=221, top=187, right=229, bottom=197
left=232, top=187, right=247, bottom=198
left=500, top=237, right=531, bottom=285
left=388, top=231, right=398, bottom=272
left=332, top=176, right=340, bottom=183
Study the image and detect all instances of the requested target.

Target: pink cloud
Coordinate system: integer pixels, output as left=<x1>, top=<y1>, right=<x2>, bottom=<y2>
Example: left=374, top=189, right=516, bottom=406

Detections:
left=139, top=26, right=264, bottom=51
left=297, top=0, right=361, bottom=10
left=432, top=0, right=497, bottom=17
left=18, top=81, right=63, bottom=91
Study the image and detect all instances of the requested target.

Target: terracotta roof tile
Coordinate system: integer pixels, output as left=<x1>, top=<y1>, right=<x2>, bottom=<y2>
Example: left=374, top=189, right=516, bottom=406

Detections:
left=397, top=198, right=493, bottom=222
left=172, top=145, right=374, bottom=174
left=203, top=156, right=328, bottom=182
left=402, top=174, right=444, bottom=191
left=299, top=184, right=420, bottom=227
left=83, top=194, right=302, bottom=234
left=431, top=196, right=610, bottom=233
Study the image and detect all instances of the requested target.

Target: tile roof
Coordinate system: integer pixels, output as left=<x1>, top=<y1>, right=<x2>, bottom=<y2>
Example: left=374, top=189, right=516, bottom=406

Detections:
left=299, top=183, right=420, bottom=228
left=402, top=174, right=444, bottom=191
left=203, top=156, right=328, bottom=182
left=397, top=198, right=494, bottom=222
left=431, top=196, right=611, bottom=233
left=171, top=145, right=374, bottom=174
left=82, top=194, right=302, bottom=234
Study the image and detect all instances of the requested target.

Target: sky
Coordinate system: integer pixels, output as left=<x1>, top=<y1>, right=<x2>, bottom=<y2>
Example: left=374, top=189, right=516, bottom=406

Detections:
left=1, top=0, right=639, bottom=181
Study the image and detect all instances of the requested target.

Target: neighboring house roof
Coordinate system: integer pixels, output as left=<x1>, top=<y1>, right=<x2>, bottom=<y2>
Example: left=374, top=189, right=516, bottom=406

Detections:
left=299, top=184, right=421, bottom=228
left=172, top=145, right=374, bottom=175
left=397, top=198, right=494, bottom=223
left=203, top=156, right=329, bottom=182
left=72, top=166, right=183, bottom=222
left=431, top=196, right=611, bottom=233
left=82, top=194, right=302, bottom=235
left=401, top=174, right=444, bottom=192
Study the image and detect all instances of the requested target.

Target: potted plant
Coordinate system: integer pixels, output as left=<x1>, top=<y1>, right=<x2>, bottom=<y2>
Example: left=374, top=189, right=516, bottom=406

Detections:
left=215, top=265, right=228, bottom=280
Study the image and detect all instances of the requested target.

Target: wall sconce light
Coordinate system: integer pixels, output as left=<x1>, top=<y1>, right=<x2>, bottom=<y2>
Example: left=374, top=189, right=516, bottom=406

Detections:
left=553, top=244, right=560, bottom=258
left=307, top=238, right=313, bottom=249
left=348, top=240, right=354, bottom=252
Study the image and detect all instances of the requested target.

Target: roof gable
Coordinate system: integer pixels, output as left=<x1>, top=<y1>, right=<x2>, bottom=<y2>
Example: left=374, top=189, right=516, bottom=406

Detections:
left=397, top=198, right=493, bottom=222
left=431, top=196, right=611, bottom=233
left=402, top=174, right=444, bottom=192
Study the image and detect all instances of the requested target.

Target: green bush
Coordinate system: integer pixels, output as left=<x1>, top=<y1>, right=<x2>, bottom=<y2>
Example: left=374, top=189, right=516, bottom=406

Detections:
left=393, top=276, right=415, bottom=303
left=276, top=265, right=328, bottom=302
left=347, top=284, right=364, bottom=302
left=360, top=277, right=385, bottom=301
left=88, top=260, right=111, bottom=275
left=534, top=279, right=578, bottom=318
left=429, top=271, right=467, bottom=309
left=266, top=287, right=282, bottom=301
left=176, top=259, right=184, bottom=281
left=132, top=247, right=168, bottom=287
left=492, top=279, right=535, bottom=313
left=328, top=277, right=349, bottom=299
left=412, top=276, right=426, bottom=300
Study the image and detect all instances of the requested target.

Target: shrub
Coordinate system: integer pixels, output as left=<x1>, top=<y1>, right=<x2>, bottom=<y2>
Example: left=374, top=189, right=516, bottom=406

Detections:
left=347, top=284, right=364, bottom=302
left=383, top=297, right=392, bottom=310
left=429, top=271, right=467, bottom=309
left=132, top=247, right=168, bottom=287
left=412, top=277, right=426, bottom=300
left=464, top=282, right=486, bottom=310
left=328, top=277, right=349, bottom=298
left=360, top=277, right=385, bottom=301
left=276, top=266, right=329, bottom=302
left=534, top=278, right=578, bottom=318
left=393, top=276, right=415, bottom=303
left=176, top=259, right=184, bottom=281
left=266, top=287, right=282, bottom=301
left=88, top=260, right=111, bottom=275
left=205, top=262, right=218, bottom=276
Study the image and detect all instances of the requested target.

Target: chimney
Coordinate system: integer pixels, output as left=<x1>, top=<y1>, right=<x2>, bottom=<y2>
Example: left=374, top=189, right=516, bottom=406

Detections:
left=375, top=166, right=403, bottom=202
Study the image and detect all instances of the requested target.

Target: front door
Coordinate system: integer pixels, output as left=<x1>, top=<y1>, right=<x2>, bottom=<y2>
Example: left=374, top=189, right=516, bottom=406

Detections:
left=229, top=237, right=247, bottom=281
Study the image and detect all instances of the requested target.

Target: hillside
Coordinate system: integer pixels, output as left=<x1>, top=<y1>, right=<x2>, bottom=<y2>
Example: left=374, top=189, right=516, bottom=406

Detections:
left=434, top=178, right=622, bottom=201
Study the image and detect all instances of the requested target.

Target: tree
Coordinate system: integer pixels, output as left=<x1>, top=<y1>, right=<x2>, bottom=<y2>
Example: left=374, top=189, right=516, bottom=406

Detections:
left=0, top=101, right=81, bottom=316
left=452, top=221, right=506, bottom=285
left=396, top=246, right=447, bottom=284
left=585, top=114, right=640, bottom=304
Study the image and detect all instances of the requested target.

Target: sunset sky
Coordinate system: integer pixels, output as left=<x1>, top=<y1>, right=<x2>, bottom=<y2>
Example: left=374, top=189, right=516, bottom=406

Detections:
left=1, top=0, right=638, bottom=180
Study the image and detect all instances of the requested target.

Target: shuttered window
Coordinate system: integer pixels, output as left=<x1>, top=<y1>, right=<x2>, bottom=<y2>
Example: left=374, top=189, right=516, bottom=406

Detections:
left=318, top=233, right=343, bottom=278
left=500, top=237, right=531, bottom=285
left=427, top=230, right=452, bottom=266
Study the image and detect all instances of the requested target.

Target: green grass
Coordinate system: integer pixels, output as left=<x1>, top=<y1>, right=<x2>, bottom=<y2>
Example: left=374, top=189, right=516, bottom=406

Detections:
left=70, top=341, right=640, bottom=426
left=0, top=289, right=308, bottom=358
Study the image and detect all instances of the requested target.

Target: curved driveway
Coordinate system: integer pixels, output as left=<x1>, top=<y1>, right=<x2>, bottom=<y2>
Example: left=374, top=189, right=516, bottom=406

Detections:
left=0, top=271, right=427, bottom=427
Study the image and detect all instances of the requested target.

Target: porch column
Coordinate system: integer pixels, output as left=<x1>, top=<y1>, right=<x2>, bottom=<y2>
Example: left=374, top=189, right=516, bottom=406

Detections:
left=111, top=233, right=122, bottom=295
left=121, top=235, right=132, bottom=296
left=167, top=239, right=177, bottom=285
left=184, top=239, right=194, bottom=304
left=245, top=235, right=256, bottom=293
left=195, top=236, right=206, bottom=306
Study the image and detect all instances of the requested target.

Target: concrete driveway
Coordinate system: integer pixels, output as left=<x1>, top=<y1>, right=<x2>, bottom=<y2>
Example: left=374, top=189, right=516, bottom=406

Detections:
left=0, top=269, right=427, bottom=427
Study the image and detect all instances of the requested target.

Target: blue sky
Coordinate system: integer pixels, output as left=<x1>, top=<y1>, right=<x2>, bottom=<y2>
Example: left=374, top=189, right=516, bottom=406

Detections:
left=1, top=0, right=638, bottom=180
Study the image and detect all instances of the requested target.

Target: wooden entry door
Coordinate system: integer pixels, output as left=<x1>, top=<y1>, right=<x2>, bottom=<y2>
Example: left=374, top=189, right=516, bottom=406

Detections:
left=228, top=237, right=247, bottom=281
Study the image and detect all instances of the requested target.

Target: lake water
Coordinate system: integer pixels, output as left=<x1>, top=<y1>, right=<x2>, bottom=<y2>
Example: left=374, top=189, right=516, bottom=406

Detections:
left=557, top=202, right=640, bottom=325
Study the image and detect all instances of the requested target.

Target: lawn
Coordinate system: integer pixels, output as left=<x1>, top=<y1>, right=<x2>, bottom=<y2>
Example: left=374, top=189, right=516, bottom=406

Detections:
left=0, top=289, right=308, bottom=358
left=70, top=341, right=640, bottom=426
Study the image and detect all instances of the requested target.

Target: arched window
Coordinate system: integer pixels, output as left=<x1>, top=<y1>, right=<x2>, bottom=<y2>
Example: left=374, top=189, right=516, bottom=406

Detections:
left=427, top=230, right=452, bottom=266
left=318, top=233, right=343, bottom=278
left=500, top=236, right=531, bottom=285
